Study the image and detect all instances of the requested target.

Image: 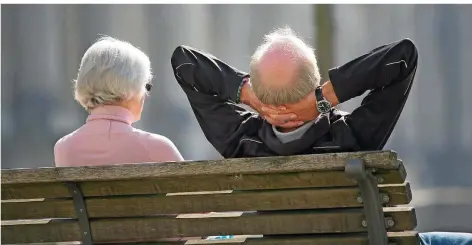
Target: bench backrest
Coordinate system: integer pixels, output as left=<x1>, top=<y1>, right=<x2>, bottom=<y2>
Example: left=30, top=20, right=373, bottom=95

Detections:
left=2, top=151, right=419, bottom=245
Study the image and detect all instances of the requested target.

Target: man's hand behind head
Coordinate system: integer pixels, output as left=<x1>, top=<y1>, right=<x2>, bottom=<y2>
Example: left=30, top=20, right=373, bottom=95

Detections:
left=273, top=92, right=320, bottom=123
left=261, top=105, right=304, bottom=128
left=265, top=81, right=340, bottom=127
left=240, top=80, right=304, bottom=128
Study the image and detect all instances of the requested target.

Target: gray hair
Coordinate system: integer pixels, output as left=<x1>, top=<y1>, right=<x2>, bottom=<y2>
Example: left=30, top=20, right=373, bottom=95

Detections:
left=74, top=36, right=153, bottom=111
left=249, top=27, right=321, bottom=105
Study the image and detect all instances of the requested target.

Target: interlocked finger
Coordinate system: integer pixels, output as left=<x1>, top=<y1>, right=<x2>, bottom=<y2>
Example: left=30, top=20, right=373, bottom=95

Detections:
left=266, top=113, right=297, bottom=123
left=265, top=116, right=304, bottom=128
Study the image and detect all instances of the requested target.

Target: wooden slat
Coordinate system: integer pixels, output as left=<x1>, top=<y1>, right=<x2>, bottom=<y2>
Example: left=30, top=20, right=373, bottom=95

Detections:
left=0, top=232, right=421, bottom=245
left=87, top=184, right=411, bottom=218
left=1, top=207, right=416, bottom=243
left=2, top=166, right=406, bottom=200
left=1, top=219, right=80, bottom=244
left=2, top=182, right=70, bottom=200
left=1, top=151, right=398, bottom=184
left=0, top=232, right=420, bottom=245
left=2, top=183, right=412, bottom=220
left=109, top=232, right=420, bottom=245
left=2, top=199, right=75, bottom=220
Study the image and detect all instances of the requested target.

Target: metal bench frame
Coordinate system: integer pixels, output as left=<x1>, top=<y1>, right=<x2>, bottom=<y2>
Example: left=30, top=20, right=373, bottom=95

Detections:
left=346, top=159, right=391, bottom=245
left=66, top=182, right=93, bottom=245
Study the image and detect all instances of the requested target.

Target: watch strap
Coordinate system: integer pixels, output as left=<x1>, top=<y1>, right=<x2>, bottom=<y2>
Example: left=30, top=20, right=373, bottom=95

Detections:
left=315, top=86, right=324, bottom=102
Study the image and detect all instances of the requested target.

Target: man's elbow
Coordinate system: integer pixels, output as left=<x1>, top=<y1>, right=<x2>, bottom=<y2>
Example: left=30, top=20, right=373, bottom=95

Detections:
left=171, top=45, right=192, bottom=70
left=398, top=38, right=418, bottom=68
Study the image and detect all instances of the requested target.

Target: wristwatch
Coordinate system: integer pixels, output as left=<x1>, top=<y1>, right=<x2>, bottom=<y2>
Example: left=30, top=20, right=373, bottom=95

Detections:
left=315, top=86, right=332, bottom=114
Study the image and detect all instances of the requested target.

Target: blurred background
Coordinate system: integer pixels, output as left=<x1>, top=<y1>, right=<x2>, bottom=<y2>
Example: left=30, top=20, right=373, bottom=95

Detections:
left=1, top=4, right=472, bottom=232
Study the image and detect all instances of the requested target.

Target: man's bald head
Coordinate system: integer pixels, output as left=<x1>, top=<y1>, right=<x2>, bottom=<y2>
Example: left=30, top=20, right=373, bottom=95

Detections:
left=249, top=28, right=321, bottom=105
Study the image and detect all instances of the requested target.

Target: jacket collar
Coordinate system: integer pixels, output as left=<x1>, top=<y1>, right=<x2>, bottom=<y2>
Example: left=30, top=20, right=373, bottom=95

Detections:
left=258, top=109, right=357, bottom=156
left=86, top=105, right=135, bottom=125
left=259, top=113, right=332, bottom=155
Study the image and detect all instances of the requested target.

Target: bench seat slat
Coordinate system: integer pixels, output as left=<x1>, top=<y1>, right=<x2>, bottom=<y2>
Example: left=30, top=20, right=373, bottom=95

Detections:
left=1, top=151, right=398, bottom=184
left=2, top=199, right=75, bottom=220
left=2, top=184, right=412, bottom=220
left=115, top=232, right=420, bottom=245
left=0, top=232, right=420, bottom=245
left=1, top=207, right=416, bottom=244
left=1, top=219, right=80, bottom=244
left=2, top=167, right=406, bottom=200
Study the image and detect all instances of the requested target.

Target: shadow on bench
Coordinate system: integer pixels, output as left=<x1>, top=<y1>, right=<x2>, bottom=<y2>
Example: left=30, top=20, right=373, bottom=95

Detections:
left=1, top=150, right=419, bottom=245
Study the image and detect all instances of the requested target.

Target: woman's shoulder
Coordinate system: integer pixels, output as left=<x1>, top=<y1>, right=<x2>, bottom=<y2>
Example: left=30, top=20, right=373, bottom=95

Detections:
left=54, top=127, right=87, bottom=167
left=54, top=128, right=82, bottom=150
left=130, top=128, right=184, bottom=161
left=130, top=128, right=171, bottom=143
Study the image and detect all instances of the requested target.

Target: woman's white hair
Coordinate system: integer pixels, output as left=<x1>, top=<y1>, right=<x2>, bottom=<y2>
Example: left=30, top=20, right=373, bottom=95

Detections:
left=74, top=36, right=153, bottom=111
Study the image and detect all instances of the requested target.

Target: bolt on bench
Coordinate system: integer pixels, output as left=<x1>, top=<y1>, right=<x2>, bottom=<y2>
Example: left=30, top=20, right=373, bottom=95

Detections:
left=2, top=150, right=419, bottom=245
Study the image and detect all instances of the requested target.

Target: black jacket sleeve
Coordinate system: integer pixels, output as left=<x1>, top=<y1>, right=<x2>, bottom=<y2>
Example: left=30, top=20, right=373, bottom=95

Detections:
left=328, top=38, right=419, bottom=150
left=170, top=45, right=259, bottom=157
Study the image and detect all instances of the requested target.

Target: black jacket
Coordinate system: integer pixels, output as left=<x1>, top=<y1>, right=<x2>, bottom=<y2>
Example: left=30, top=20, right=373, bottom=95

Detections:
left=171, top=39, right=418, bottom=158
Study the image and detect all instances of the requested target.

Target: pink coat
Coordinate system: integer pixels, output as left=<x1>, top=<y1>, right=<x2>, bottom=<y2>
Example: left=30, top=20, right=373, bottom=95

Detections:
left=54, top=105, right=183, bottom=167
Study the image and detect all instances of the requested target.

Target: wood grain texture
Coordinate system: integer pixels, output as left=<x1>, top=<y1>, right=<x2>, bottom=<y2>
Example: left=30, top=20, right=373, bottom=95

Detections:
left=1, top=151, right=398, bottom=184
left=1, top=219, right=80, bottom=244
left=108, top=232, right=420, bottom=245
left=2, top=198, right=75, bottom=220
left=0, top=232, right=421, bottom=245
left=1, top=167, right=406, bottom=200
left=1, top=207, right=416, bottom=243
left=2, top=182, right=70, bottom=199
left=2, top=184, right=412, bottom=220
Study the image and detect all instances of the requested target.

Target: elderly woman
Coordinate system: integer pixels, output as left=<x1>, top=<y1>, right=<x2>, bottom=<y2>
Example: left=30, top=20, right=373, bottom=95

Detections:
left=54, top=37, right=183, bottom=167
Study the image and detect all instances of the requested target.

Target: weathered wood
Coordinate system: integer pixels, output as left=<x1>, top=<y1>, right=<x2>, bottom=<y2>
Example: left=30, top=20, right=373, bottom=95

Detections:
left=2, top=207, right=416, bottom=243
left=0, top=232, right=421, bottom=245
left=87, top=184, right=411, bottom=218
left=2, top=182, right=70, bottom=199
left=108, top=232, right=420, bottom=245
left=2, top=184, right=412, bottom=220
left=2, top=199, right=75, bottom=220
left=2, top=165, right=406, bottom=200
left=1, top=219, right=80, bottom=244
left=1, top=151, right=398, bottom=184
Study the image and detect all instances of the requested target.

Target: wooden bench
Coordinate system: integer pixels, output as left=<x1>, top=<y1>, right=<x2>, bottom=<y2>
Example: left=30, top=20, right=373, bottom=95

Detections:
left=2, top=150, right=419, bottom=245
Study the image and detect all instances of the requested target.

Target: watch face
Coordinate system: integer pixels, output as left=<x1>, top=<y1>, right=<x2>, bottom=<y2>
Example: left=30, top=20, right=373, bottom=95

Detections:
left=317, top=100, right=332, bottom=113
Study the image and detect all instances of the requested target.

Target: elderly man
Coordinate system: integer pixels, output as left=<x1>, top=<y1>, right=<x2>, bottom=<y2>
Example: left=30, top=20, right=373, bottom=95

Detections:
left=171, top=28, right=416, bottom=157
left=171, top=28, right=472, bottom=245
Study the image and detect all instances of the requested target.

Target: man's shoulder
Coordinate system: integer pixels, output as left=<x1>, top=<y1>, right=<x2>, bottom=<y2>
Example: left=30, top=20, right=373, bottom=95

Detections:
left=328, top=108, right=351, bottom=124
left=332, top=108, right=350, bottom=117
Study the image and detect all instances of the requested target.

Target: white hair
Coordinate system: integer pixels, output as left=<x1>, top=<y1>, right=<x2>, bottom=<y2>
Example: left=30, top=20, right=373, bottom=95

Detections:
left=74, top=36, right=153, bottom=111
left=249, top=27, right=321, bottom=105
